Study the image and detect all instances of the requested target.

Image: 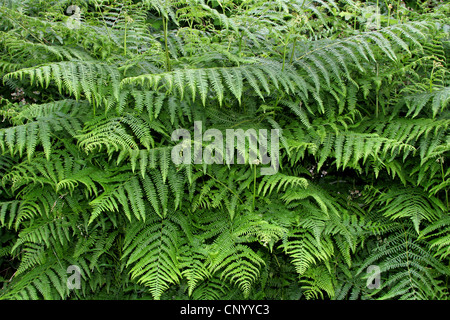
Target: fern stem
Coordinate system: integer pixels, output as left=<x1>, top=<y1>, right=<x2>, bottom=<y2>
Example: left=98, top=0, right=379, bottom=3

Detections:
left=124, top=20, right=128, bottom=56
left=52, top=248, right=64, bottom=271
left=238, top=33, right=243, bottom=57
left=1, top=9, right=46, bottom=45
left=282, top=40, right=288, bottom=72
left=376, top=63, right=379, bottom=117
left=429, top=62, right=437, bottom=93
left=253, top=164, right=256, bottom=211
left=376, top=0, right=380, bottom=30
left=163, top=16, right=171, bottom=72
left=440, top=157, right=449, bottom=209
left=203, top=171, right=244, bottom=206
left=383, top=0, right=391, bottom=27
left=402, top=227, right=417, bottom=299
left=282, top=26, right=295, bottom=72
left=289, top=37, right=297, bottom=65
left=273, top=252, right=281, bottom=267
left=93, top=0, right=114, bottom=42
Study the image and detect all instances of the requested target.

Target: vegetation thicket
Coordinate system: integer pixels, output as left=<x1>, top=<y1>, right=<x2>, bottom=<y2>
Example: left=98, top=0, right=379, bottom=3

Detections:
left=0, top=0, right=449, bottom=300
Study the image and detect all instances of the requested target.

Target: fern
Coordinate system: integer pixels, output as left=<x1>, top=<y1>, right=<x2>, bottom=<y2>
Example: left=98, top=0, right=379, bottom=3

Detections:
left=122, top=213, right=182, bottom=300
left=121, top=61, right=309, bottom=106
left=1, top=258, right=75, bottom=299
left=357, top=225, right=450, bottom=300
left=0, top=109, right=81, bottom=160
left=5, top=61, right=121, bottom=110
left=0, top=0, right=449, bottom=301
left=420, top=215, right=450, bottom=260
left=280, top=229, right=334, bottom=276
left=300, top=265, right=335, bottom=300
left=375, top=187, right=446, bottom=233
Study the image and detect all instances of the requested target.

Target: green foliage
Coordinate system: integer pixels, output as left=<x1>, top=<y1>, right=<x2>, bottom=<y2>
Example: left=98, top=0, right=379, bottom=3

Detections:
left=0, top=0, right=449, bottom=300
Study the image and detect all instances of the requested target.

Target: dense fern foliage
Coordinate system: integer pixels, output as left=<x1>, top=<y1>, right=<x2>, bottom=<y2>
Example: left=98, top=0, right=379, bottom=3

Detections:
left=0, top=0, right=449, bottom=300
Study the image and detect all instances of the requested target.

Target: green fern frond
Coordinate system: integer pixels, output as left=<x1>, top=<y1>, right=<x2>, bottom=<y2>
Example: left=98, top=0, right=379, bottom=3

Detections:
left=0, top=112, right=81, bottom=160
left=2, top=151, right=98, bottom=196
left=280, top=229, right=334, bottom=276
left=258, top=173, right=308, bottom=197
left=0, top=200, right=20, bottom=229
left=420, top=215, right=450, bottom=259
left=5, top=61, right=121, bottom=108
left=122, top=213, right=182, bottom=300
left=120, top=61, right=308, bottom=105
left=358, top=226, right=450, bottom=300
left=376, top=187, right=445, bottom=233
left=300, top=265, right=335, bottom=300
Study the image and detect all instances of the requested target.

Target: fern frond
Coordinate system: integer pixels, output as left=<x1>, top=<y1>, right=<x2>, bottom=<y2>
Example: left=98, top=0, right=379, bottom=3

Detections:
left=5, top=61, right=121, bottom=108
left=300, top=265, right=335, bottom=300
left=122, top=213, right=182, bottom=300
left=0, top=112, right=81, bottom=160
left=420, top=215, right=450, bottom=259
left=0, top=200, right=20, bottom=229
left=258, top=173, right=308, bottom=197
left=376, top=187, right=445, bottom=233
left=280, top=229, right=334, bottom=276
left=120, top=61, right=308, bottom=105
left=357, top=226, right=450, bottom=300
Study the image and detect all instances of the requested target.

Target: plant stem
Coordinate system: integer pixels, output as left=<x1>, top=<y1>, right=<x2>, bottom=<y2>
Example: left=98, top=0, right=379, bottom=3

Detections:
left=124, top=21, right=128, bottom=56
left=289, top=37, right=297, bottom=64
left=376, top=63, right=379, bottom=117
left=253, top=164, right=257, bottom=211
left=429, top=63, right=437, bottom=93
left=376, top=0, right=380, bottom=30
left=238, top=32, right=243, bottom=58
left=383, top=0, right=391, bottom=26
left=163, top=16, right=171, bottom=72
left=440, top=157, right=449, bottom=209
